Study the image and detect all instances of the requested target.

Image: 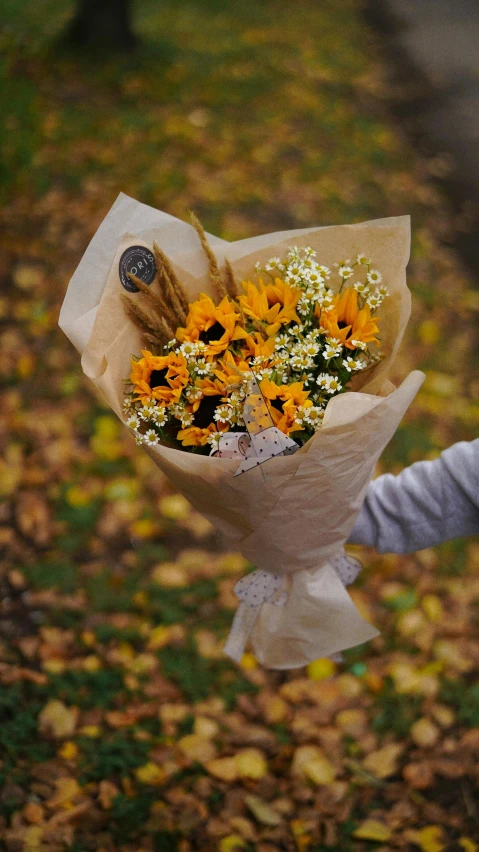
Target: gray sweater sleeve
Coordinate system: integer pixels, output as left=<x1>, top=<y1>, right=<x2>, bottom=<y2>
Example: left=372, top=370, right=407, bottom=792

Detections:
left=348, top=439, right=479, bottom=553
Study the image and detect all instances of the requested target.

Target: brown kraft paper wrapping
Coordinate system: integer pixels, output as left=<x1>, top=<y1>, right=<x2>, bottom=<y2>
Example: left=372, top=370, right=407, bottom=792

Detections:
left=59, top=193, right=424, bottom=669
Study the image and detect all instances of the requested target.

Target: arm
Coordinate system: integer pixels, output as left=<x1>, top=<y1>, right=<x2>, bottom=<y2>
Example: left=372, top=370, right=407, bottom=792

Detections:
left=348, top=439, right=479, bottom=554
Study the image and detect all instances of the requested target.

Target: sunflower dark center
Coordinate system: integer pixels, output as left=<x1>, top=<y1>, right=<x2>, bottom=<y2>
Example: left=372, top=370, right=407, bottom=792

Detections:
left=199, top=321, right=225, bottom=344
left=149, top=368, right=169, bottom=388
left=194, top=394, right=223, bottom=429
left=270, top=398, right=284, bottom=413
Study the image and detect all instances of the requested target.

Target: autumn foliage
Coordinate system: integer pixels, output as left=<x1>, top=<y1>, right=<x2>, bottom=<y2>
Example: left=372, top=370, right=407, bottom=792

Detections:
left=0, top=0, right=478, bottom=850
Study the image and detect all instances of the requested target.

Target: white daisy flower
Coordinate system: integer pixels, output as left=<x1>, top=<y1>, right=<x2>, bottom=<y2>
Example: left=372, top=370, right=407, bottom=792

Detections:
left=357, top=253, right=371, bottom=265
left=135, top=433, right=145, bottom=445
left=195, top=358, right=213, bottom=375
left=327, top=377, right=342, bottom=393
left=294, top=405, right=308, bottom=426
left=179, top=411, right=194, bottom=427
left=305, top=270, right=324, bottom=287
left=126, top=414, right=140, bottom=430
left=275, top=333, right=290, bottom=349
left=152, top=408, right=168, bottom=427
left=343, top=356, right=366, bottom=372
left=353, top=281, right=370, bottom=295
left=323, top=342, right=342, bottom=360
left=304, top=406, right=325, bottom=428
left=350, top=339, right=367, bottom=351
left=338, top=265, right=354, bottom=280
left=265, top=256, right=282, bottom=271
left=317, top=372, right=333, bottom=389
left=318, top=265, right=331, bottom=278
left=255, top=261, right=262, bottom=272
left=207, top=431, right=223, bottom=449
left=144, top=429, right=159, bottom=446
left=378, top=284, right=390, bottom=297
left=297, top=297, right=310, bottom=316
left=179, top=341, right=198, bottom=358
left=304, top=246, right=316, bottom=258
left=304, top=340, right=320, bottom=357
left=214, top=404, right=235, bottom=424
left=185, top=386, right=202, bottom=402
left=253, top=367, right=273, bottom=381
left=315, top=290, right=333, bottom=307
left=367, top=269, right=382, bottom=285
left=138, top=402, right=157, bottom=420
left=366, top=293, right=382, bottom=310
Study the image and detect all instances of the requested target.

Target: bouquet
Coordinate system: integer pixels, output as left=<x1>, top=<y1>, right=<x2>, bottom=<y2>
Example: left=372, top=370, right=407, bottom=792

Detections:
left=60, top=194, right=424, bottom=669
left=122, top=216, right=390, bottom=457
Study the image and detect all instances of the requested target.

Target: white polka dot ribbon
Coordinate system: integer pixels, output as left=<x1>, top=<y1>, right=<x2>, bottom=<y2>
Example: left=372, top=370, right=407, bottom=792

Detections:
left=223, top=552, right=362, bottom=664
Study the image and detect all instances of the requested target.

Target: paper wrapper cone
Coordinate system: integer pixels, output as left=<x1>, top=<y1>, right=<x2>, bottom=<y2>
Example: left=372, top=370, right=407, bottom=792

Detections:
left=59, top=193, right=424, bottom=669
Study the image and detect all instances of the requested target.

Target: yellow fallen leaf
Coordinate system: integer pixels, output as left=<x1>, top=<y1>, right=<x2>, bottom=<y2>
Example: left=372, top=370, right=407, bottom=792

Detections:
left=362, top=743, right=403, bottom=779
left=195, top=628, right=224, bottom=659
left=151, top=562, right=188, bottom=587
left=46, top=777, right=81, bottom=808
left=82, top=654, right=101, bottom=672
left=78, top=724, right=101, bottom=737
left=23, top=826, right=44, bottom=852
left=430, top=704, right=454, bottom=728
left=194, top=716, right=219, bottom=739
left=219, top=835, right=247, bottom=852
left=291, top=746, right=335, bottom=785
left=134, top=762, right=166, bottom=785
left=178, top=734, right=217, bottom=762
left=58, top=741, right=78, bottom=761
left=353, top=818, right=392, bottom=842
left=418, top=319, right=440, bottom=345
left=42, top=659, right=66, bottom=675
left=159, top=493, right=191, bottom=521
left=409, top=824, right=446, bottom=852
left=205, top=756, right=238, bottom=782
left=235, top=748, right=268, bottom=779
left=127, top=652, right=157, bottom=674
left=421, top=594, right=444, bottom=622
left=38, top=700, right=79, bottom=738
left=335, top=709, right=368, bottom=738
left=307, top=657, right=336, bottom=681
left=240, top=652, right=257, bottom=670
left=411, top=718, right=440, bottom=747
left=262, top=695, right=288, bottom=724
left=433, top=640, right=472, bottom=673
left=146, top=625, right=173, bottom=650
left=244, top=794, right=282, bottom=826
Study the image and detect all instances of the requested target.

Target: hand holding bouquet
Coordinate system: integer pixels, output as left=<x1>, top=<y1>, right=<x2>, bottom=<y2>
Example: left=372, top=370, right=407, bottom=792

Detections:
left=60, top=194, right=424, bottom=668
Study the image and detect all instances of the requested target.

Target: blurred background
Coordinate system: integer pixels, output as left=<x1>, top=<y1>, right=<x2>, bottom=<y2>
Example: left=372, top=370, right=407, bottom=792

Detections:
left=0, top=1, right=478, bottom=851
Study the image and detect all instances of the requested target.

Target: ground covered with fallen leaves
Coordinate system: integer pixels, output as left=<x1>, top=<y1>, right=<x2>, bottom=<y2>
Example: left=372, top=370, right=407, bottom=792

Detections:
left=1, top=1, right=478, bottom=850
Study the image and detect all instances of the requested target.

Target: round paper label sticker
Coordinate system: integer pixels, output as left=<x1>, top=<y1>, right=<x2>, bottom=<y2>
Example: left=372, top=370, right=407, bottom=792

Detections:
left=119, top=246, right=156, bottom=292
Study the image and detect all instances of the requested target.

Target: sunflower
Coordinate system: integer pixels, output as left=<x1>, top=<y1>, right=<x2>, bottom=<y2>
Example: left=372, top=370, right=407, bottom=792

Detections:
left=176, top=371, right=237, bottom=448
left=176, top=293, right=247, bottom=356
left=177, top=423, right=219, bottom=447
left=130, top=350, right=189, bottom=405
left=317, top=287, right=380, bottom=350
left=240, top=332, right=276, bottom=362
left=239, top=277, right=300, bottom=336
left=259, top=379, right=312, bottom=435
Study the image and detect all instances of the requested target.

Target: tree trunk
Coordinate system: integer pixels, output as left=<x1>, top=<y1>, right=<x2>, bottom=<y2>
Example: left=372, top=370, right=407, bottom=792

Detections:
left=66, top=0, right=137, bottom=50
